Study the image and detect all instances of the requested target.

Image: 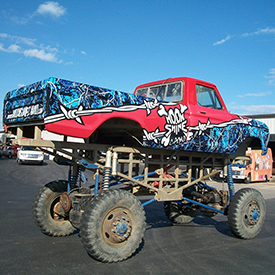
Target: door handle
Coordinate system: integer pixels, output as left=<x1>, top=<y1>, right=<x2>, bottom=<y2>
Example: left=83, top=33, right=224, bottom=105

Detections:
left=200, top=111, right=206, bottom=114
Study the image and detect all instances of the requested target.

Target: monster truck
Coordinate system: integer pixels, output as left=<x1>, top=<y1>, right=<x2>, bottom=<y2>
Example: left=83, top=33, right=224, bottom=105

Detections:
left=3, top=76, right=270, bottom=262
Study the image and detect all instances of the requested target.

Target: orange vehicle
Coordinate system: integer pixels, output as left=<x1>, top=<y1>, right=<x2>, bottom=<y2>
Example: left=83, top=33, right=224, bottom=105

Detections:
left=232, top=147, right=273, bottom=183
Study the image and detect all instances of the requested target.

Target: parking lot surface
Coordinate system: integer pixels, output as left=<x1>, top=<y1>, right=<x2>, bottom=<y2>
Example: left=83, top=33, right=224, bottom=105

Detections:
left=1, top=158, right=275, bottom=275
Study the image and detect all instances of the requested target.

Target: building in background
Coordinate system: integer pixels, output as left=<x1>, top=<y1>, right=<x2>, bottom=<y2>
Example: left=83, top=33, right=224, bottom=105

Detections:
left=248, top=114, right=275, bottom=173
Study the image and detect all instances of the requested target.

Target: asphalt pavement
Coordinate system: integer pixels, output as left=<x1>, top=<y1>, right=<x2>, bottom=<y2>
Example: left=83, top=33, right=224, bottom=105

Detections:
left=1, top=157, right=275, bottom=275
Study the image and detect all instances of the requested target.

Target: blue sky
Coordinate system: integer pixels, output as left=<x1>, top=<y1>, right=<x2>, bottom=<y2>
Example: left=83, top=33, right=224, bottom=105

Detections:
left=1, top=0, right=275, bottom=130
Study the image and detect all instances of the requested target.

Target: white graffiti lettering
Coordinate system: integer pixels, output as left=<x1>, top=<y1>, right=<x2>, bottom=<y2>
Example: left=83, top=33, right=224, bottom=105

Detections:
left=165, top=106, right=187, bottom=125
left=144, top=99, right=159, bottom=115
left=144, top=104, right=190, bottom=147
left=7, top=104, right=44, bottom=119
left=159, top=104, right=188, bottom=147
left=165, top=122, right=187, bottom=136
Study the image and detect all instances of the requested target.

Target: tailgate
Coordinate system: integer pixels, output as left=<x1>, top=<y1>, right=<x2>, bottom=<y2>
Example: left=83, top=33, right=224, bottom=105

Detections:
left=3, top=78, right=52, bottom=125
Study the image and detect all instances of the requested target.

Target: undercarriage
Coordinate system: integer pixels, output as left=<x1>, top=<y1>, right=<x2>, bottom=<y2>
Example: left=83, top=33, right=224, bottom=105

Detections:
left=12, top=125, right=266, bottom=262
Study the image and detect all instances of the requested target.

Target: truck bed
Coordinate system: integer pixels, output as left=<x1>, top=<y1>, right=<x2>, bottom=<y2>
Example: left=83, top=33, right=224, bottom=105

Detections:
left=3, top=77, right=147, bottom=126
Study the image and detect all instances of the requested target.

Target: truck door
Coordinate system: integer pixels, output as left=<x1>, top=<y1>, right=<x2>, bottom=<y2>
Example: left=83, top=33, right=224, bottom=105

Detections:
left=191, top=83, right=233, bottom=126
left=185, top=82, right=239, bottom=153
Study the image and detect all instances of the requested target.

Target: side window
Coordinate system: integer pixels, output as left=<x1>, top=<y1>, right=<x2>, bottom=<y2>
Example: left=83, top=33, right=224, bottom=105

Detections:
left=156, top=86, right=165, bottom=101
left=196, top=85, right=222, bottom=109
left=149, top=85, right=166, bottom=100
left=149, top=87, right=158, bottom=99
left=135, top=88, right=148, bottom=97
left=166, top=83, right=182, bottom=102
left=136, top=81, right=183, bottom=102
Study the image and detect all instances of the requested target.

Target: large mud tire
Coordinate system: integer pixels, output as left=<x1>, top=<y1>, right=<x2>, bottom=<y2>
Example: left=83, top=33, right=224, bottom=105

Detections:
left=228, top=188, right=266, bottom=239
left=80, top=189, right=146, bottom=263
left=32, top=180, right=76, bottom=237
left=164, top=201, right=197, bottom=224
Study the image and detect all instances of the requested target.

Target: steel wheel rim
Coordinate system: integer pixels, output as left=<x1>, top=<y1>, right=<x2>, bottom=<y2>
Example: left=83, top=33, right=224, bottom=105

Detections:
left=51, top=197, right=66, bottom=221
left=243, top=200, right=260, bottom=226
left=102, top=208, right=133, bottom=244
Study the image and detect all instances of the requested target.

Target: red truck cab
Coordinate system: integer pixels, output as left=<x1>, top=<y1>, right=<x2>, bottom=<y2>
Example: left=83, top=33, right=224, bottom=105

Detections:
left=134, top=77, right=234, bottom=127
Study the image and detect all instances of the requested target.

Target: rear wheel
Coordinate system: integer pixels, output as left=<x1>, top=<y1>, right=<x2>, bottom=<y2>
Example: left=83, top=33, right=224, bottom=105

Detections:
left=228, top=188, right=266, bottom=239
left=164, top=201, right=197, bottom=224
left=80, top=189, right=146, bottom=262
left=32, top=180, right=76, bottom=237
left=244, top=173, right=251, bottom=183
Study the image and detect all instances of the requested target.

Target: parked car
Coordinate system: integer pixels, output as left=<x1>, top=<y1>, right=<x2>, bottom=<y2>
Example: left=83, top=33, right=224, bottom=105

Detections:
left=17, top=146, right=44, bottom=165
left=0, top=146, right=14, bottom=158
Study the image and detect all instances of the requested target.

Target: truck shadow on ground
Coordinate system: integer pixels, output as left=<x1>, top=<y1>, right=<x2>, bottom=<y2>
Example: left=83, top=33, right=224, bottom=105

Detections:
left=143, top=200, right=234, bottom=238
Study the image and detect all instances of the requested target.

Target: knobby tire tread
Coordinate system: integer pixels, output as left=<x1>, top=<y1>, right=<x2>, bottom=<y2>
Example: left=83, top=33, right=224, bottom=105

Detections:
left=228, top=188, right=266, bottom=239
left=80, top=189, right=146, bottom=263
left=32, top=180, right=76, bottom=237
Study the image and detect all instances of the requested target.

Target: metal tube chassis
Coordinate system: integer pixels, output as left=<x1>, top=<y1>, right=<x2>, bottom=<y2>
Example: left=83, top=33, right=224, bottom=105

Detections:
left=13, top=125, right=232, bottom=215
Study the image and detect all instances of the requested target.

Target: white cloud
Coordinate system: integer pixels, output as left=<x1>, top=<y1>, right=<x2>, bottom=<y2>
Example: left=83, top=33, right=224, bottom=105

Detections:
left=265, top=68, right=275, bottom=86
left=23, top=49, right=58, bottom=62
left=0, top=33, right=36, bottom=46
left=0, top=43, right=21, bottom=53
left=3, top=1, right=66, bottom=24
left=229, top=104, right=275, bottom=115
left=238, top=91, right=272, bottom=98
left=0, top=33, right=8, bottom=38
left=214, top=27, right=275, bottom=46
left=37, top=1, right=66, bottom=18
left=7, top=44, right=21, bottom=53
left=81, top=51, right=87, bottom=55
left=0, top=32, right=61, bottom=63
left=0, top=43, right=6, bottom=51
left=213, top=35, right=233, bottom=46
left=43, top=45, right=58, bottom=52
left=242, top=27, right=275, bottom=37
left=10, top=16, right=30, bottom=25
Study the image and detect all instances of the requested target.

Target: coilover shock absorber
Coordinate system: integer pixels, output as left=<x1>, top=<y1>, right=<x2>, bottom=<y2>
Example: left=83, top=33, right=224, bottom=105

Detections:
left=71, top=169, right=81, bottom=186
left=103, top=150, right=112, bottom=190
left=227, top=162, right=235, bottom=200
left=67, top=164, right=81, bottom=193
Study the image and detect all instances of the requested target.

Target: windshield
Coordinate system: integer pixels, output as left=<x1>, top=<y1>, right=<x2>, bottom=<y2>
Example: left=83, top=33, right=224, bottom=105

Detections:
left=21, top=146, right=38, bottom=151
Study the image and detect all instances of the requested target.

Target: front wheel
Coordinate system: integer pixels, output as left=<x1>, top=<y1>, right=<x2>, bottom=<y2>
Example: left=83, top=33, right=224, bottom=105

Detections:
left=80, top=189, right=146, bottom=262
left=32, top=180, right=76, bottom=237
left=228, top=188, right=266, bottom=239
left=244, top=174, right=251, bottom=183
